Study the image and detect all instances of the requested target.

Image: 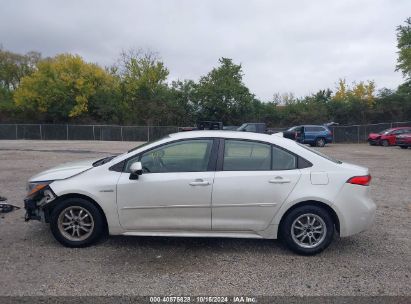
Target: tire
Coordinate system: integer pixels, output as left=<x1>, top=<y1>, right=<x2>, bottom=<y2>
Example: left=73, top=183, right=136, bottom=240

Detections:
left=315, top=137, right=326, bottom=147
left=400, top=146, right=408, bottom=149
left=280, top=205, right=334, bottom=255
left=50, top=197, right=105, bottom=248
left=381, top=140, right=389, bottom=147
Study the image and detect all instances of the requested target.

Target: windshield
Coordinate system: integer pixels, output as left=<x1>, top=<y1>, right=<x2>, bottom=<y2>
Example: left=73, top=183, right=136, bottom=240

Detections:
left=378, top=129, right=392, bottom=135
left=237, top=123, right=247, bottom=131
left=127, top=135, right=170, bottom=153
left=297, top=143, right=342, bottom=164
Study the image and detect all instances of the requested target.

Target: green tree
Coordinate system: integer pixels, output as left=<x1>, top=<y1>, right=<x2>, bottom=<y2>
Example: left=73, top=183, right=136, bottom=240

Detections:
left=14, top=54, right=119, bottom=122
left=331, top=79, right=376, bottom=124
left=0, top=48, right=41, bottom=121
left=195, top=58, right=258, bottom=124
left=396, top=17, right=411, bottom=79
left=166, top=80, right=197, bottom=125
left=116, top=50, right=169, bottom=125
left=0, top=48, right=41, bottom=92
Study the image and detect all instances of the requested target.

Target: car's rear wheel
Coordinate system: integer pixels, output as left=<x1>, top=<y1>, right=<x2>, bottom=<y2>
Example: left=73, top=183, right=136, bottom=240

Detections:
left=50, top=198, right=104, bottom=247
left=315, top=138, right=326, bottom=147
left=381, top=140, right=389, bottom=147
left=280, top=205, right=334, bottom=255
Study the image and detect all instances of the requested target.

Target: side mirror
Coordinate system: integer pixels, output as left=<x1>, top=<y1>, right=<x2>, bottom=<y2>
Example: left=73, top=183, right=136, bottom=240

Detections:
left=129, top=162, right=143, bottom=180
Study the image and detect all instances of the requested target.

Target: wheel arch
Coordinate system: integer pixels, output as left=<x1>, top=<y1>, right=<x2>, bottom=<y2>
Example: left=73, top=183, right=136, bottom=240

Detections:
left=44, top=193, right=108, bottom=233
left=277, top=200, right=340, bottom=237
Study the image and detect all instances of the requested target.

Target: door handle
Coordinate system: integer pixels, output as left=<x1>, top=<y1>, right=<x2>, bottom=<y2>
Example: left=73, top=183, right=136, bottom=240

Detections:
left=269, top=177, right=291, bottom=184
left=189, top=179, right=210, bottom=186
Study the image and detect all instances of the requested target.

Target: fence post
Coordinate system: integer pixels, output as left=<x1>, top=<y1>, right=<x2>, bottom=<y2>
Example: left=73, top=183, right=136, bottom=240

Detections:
left=147, top=126, right=150, bottom=142
left=121, top=126, right=123, bottom=141
left=66, top=124, right=69, bottom=140
left=357, top=126, right=359, bottom=144
left=15, top=124, right=18, bottom=139
left=92, top=125, right=95, bottom=141
left=39, top=124, right=42, bottom=140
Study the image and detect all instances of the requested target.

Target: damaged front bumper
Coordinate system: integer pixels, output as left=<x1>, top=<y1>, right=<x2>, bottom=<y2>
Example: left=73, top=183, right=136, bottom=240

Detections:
left=24, top=187, right=57, bottom=222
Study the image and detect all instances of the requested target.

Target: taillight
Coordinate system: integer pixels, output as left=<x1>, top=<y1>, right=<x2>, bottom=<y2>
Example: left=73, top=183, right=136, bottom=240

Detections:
left=347, top=175, right=372, bottom=186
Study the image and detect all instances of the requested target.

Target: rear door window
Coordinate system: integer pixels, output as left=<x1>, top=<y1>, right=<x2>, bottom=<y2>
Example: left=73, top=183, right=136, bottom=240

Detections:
left=272, top=146, right=297, bottom=170
left=223, top=140, right=271, bottom=171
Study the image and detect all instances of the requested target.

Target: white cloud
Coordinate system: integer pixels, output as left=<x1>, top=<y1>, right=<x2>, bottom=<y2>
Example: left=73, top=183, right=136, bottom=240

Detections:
left=1, top=0, right=409, bottom=100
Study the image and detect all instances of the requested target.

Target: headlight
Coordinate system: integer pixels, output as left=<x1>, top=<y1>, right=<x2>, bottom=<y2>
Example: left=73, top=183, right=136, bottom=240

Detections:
left=26, top=181, right=53, bottom=198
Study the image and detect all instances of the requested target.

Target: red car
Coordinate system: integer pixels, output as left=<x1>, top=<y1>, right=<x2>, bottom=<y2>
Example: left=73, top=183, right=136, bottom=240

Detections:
left=396, top=133, right=411, bottom=149
left=368, top=127, right=411, bottom=146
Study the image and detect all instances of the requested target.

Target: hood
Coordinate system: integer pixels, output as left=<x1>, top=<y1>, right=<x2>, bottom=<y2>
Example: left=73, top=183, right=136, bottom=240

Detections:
left=29, top=158, right=99, bottom=182
left=368, top=133, right=381, bottom=139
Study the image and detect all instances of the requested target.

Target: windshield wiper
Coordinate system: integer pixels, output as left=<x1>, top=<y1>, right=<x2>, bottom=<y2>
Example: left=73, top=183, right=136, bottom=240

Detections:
left=92, top=155, right=116, bottom=167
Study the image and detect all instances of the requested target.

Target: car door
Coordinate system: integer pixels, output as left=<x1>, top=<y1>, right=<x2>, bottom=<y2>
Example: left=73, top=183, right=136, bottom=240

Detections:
left=211, top=139, right=301, bottom=231
left=389, top=130, right=403, bottom=144
left=116, top=138, right=217, bottom=231
left=303, top=126, right=316, bottom=143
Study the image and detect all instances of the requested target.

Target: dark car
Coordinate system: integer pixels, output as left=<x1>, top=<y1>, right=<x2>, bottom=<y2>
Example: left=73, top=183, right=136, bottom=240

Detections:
left=179, top=121, right=223, bottom=132
left=368, top=127, right=411, bottom=146
left=237, top=123, right=268, bottom=134
left=283, top=125, right=333, bottom=147
left=395, top=133, right=411, bottom=149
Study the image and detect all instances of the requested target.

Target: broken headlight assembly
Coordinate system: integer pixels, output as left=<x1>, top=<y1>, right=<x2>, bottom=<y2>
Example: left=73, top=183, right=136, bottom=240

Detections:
left=26, top=181, right=53, bottom=199
left=24, top=181, right=56, bottom=221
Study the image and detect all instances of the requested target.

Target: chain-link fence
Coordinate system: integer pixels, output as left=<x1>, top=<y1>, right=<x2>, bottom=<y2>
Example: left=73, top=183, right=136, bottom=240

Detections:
left=0, top=122, right=410, bottom=143
left=0, top=124, right=179, bottom=141
left=330, top=121, right=411, bottom=143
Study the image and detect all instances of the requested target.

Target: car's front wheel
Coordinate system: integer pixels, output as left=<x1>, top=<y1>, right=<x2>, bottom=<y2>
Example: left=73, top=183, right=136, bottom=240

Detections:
left=381, top=140, right=389, bottom=147
left=280, top=205, right=334, bottom=255
left=50, top=197, right=104, bottom=247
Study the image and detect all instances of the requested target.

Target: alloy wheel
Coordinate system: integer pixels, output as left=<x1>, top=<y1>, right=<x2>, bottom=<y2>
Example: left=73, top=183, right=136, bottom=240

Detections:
left=291, top=213, right=327, bottom=249
left=317, top=138, right=325, bottom=147
left=57, top=206, right=94, bottom=241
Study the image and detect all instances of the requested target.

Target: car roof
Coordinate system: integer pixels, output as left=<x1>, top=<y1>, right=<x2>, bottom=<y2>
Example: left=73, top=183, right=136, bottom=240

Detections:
left=380, top=127, right=411, bottom=132
left=392, top=126, right=411, bottom=129
left=169, top=130, right=287, bottom=144
left=302, top=125, right=327, bottom=127
left=291, top=125, right=327, bottom=128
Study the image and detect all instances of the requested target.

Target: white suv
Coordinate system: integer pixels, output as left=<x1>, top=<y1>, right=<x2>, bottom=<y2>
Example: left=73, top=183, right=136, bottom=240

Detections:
left=24, top=131, right=376, bottom=255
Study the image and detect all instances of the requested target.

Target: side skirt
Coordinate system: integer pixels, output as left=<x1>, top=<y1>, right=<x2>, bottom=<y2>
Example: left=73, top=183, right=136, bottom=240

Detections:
left=120, top=228, right=278, bottom=239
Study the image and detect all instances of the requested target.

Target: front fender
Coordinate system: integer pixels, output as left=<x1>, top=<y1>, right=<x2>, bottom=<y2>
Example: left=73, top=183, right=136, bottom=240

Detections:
left=49, top=168, right=124, bottom=235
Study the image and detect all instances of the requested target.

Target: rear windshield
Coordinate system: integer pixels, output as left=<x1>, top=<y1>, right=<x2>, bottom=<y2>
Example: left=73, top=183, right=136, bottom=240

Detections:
left=297, top=143, right=342, bottom=164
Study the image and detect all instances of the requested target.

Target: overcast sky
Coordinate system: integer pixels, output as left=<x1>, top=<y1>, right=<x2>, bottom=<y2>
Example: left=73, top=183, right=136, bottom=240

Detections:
left=1, top=0, right=409, bottom=100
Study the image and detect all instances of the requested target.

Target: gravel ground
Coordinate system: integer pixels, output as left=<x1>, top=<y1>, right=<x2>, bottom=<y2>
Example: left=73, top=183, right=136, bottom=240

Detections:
left=0, top=140, right=410, bottom=296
